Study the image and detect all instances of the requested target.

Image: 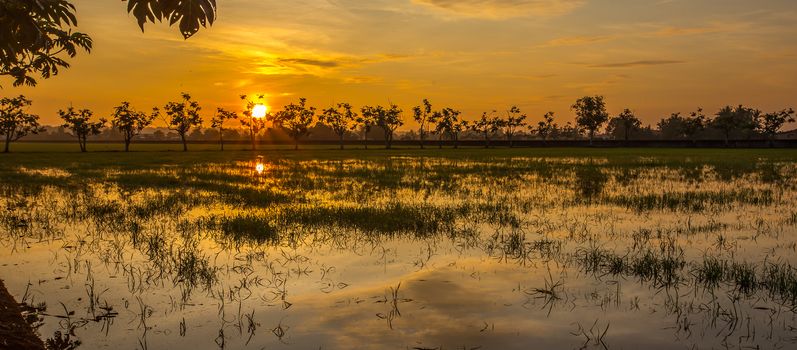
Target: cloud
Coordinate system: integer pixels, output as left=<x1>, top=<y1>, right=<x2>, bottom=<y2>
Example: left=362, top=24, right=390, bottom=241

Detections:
left=412, top=0, right=586, bottom=19
left=538, top=35, right=614, bottom=47
left=589, top=60, right=686, bottom=68
left=277, top=58, right=341, bottom=68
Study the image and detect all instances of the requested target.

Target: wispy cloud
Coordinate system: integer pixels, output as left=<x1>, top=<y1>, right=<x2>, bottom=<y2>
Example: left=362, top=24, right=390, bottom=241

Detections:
left=412, top=0, right=586, bottom=19
left=589, top=60, right=686, bottom=68
left=537, top=35, right=614, bottom=47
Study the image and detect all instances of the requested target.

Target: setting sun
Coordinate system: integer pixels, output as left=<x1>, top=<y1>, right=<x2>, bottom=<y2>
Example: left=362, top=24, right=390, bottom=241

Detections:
left=252, top=104, right=268, bottom=119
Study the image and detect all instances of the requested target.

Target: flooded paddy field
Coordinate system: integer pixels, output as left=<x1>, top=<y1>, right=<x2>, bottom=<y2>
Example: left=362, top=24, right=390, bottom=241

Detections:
left=1, top=148, right=796, bottom=349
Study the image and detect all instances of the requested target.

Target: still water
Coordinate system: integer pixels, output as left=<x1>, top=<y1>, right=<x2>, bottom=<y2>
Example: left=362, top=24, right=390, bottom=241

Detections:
left=1, top=154, right=796, bottom=349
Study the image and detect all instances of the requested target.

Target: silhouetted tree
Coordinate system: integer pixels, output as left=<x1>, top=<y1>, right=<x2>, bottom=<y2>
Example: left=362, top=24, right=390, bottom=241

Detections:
left=451, top=119, right=469, bottom=149
left=1, top=95, right=43, bottom=152
left=272, top=98, right=316, bottom=150
left=758, top=108, right=795, bottom=147
left=534, top=112, right=557, bottom=145
left=354, top=109, right=376, bottom=149
left=712, top=105, right=759, bottom=146
left=211, top=108, right=238, bottom=151
left=471, top=111, right=502, bottom=148
left=572, top=96, right=609, bottom=145
left=320, top=103, right=357, bottom=150
left=59, top=107, right=105, bottom=152
left=683, top=108, right=707, bottom=143
left=362, top=104, right=403, bottom=149
left=162, top=93, right=202, bottom=152
left=125, top=0, right=217, bottom=38
left=559, top=122, right=581, bottom=140
left=502, top=106, right=527, bottom=148
left=0, top=0, right=92, bottom=87
left=412, top=99, right=436, bottom=149
left=239, top=94, right=267, bottom=150
left=607, top=108, right=641, bottom=142
left=111, top=102, right=156, bottom=152
left=433, top=108, right=461, bottom=149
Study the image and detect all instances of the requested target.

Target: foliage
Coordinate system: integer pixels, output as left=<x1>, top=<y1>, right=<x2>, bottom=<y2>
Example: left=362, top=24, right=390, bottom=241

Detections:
left=354, top=107, right=377, bottom=149
left=502, top=106, right=527, bottom=147
left=123, top=0, right=217, bottom=39
left=470, top=112, right=503, bottom=148
left=433, top=108, right=464, bottom=147
left=535, top=112, right=557, bottom=142
left=712, top=105, right=760, bottom=144
left=0, top=0, right=92, bottom=86
left=210, top=108, right=238, bottom=151
left=572, top=96, right=609, bottom=144
left=238, top=94, right=266, bottom=150
left=607, top=109, right=642, bottom=141
left=272, top=98, right=316, bottom=150
left=59, top=107, right=106, bottom=152
left=111, top=102, right=157, bottom=152
left=320, top=103, right=357, bottom=149
left=0, top=95, right=44, bottom=152
left=162, top=93, right=202, bottom=151
left=412, top=99, right=435, bottom=148
left=362, top=104, right=403, bottom=149
left=758, top=108, right=795, bottom=140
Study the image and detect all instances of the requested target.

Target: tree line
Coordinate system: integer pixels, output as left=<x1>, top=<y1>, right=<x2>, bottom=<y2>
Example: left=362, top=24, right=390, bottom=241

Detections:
left=1, top=94, right=795, bottom=153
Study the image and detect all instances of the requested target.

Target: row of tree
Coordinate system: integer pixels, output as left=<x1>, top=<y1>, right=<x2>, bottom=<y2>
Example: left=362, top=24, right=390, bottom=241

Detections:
left=1, top=94, right=795, bottom=153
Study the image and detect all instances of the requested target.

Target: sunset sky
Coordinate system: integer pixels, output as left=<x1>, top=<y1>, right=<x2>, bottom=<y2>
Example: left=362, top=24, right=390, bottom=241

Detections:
left=9, top=0, right=797, bottom=128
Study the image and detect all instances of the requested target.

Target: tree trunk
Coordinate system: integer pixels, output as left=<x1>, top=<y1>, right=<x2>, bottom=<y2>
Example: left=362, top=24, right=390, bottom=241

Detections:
left=181, top=134, right=188, bottom=152
left=3, top=135, right=10, bottom=153
left=364, top=130, right=368, bottom=150
left=220, top=131, right=224, bottom=151
left=251, top=129, right=256, bottom=151
left=420, top=131, right=425, bottom=149
left=339, top=134, right=344, bottom=150
left=124, top=138, right=131, bottom=152
left=439, top=134, right=443, bottom=149
left=588, top=130, right=594, bottom=146
left=454, top=134, right=459, bottom=149
left=508, top=134, right=513, bottom=148
left=294, top=138, right=299, bottom=151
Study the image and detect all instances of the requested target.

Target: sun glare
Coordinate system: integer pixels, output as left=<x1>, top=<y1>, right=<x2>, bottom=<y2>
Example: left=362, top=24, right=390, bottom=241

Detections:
left=252, top=104, right=268, bottom=119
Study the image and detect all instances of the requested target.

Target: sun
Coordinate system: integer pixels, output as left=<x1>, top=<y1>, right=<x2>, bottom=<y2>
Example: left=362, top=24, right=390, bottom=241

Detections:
left=252, top=104, right=268, bottom=119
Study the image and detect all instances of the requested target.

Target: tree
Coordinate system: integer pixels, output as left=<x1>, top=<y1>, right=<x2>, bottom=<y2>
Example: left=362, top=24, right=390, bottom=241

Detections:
left=712, top=105, right=760, bottom=146
left=607, top=108, right=642, bottom=142
left=535, top=112, right=557, bottom=145
left=758, top=108, right=795, bottom=147
left=320, top=103, right=357, bottom=150
left=433, top=108, right=462, bottom=149
left=503, top=106, right=527, bottom=148
left=111, top=102, right=156, bottom=152
left=0, top=0, right=92, bottom=87
left=683, top=108, right=706, bottom=143
left=0, top=95, right=44, bottom=153
left=471, top=111, right=502, bottom=148
left=272, top=98, right=316, bottom=150
left=59, top=107, right=106, bottom=152
left=354, top=109, right=377, bottom=149
left=124, top=0, right=217, bottom=39
left=572, top=96, right=609, bottom=145
left=362, top=104, right=403, bottom=149
left=211, top=108, right=238, bottom=151
left=239, top=94, right=267, bottom=150
left=162, top=93, right=202, bottom=152
left=412, top=99, right=436, bottom=149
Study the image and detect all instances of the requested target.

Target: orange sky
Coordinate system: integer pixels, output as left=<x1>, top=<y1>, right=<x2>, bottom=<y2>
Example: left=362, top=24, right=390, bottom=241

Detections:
left=5, top=0, right=797, bottom=129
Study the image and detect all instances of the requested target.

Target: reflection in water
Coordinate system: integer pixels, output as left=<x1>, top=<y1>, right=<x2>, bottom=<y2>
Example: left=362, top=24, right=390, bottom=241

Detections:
left=1, top=154, right=796, bottom=349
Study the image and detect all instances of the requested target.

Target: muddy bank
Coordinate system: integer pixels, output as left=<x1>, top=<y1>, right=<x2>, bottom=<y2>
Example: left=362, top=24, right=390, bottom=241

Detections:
left=0, top=280, right=43, bottom=350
